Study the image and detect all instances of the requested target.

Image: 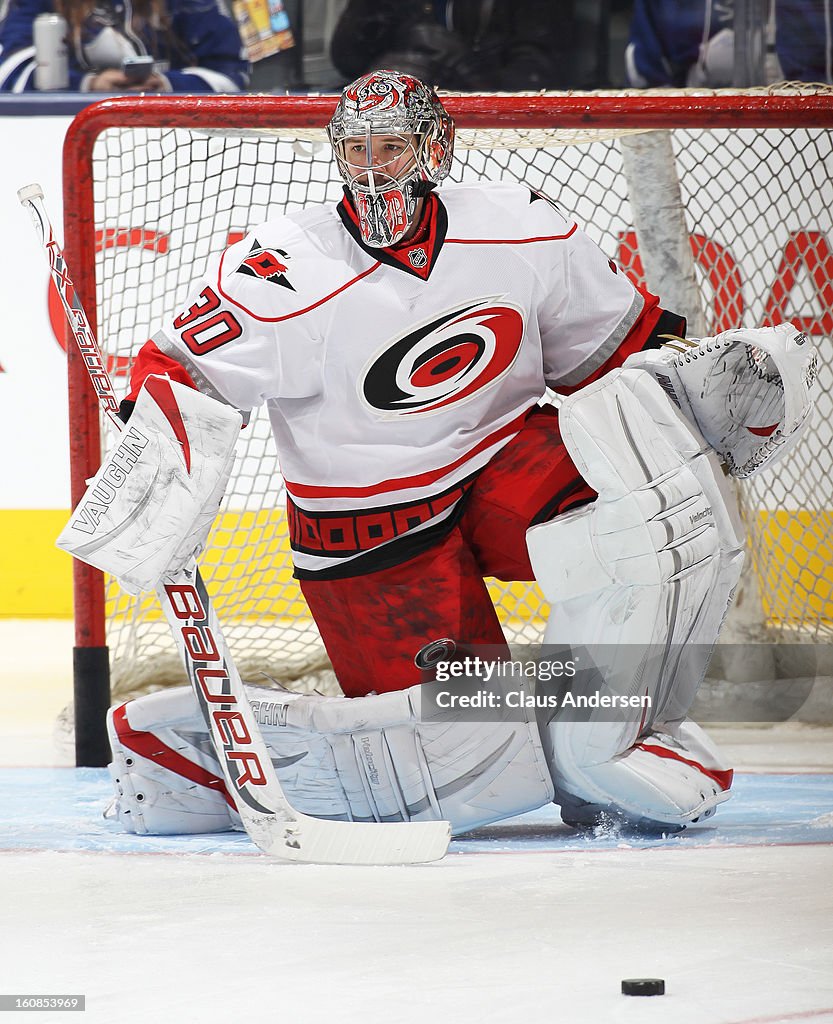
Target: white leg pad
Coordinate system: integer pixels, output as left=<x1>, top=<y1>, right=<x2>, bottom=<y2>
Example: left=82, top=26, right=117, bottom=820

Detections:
left=554, top=719, right=733, bottom=831
left=106, top=679, right=555, bottom=837
left=106, top=689, right=242, bottom=835
left=527, top=368, right=743, bottom=828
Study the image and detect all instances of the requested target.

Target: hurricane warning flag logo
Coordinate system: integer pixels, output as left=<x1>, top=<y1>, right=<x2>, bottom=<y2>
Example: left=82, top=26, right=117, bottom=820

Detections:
left=235, top=241, right=294, bottom=291
left=361, top=299, right=525, bottom=417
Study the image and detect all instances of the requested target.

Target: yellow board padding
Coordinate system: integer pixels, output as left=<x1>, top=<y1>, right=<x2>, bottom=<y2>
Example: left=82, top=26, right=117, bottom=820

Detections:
left=128, top=508, right=832, bottom=631
left=103, top=506, right=308, bottom=622
left=4, top=507, right=831, bottom=631
left=104, top=508, right=549, bottom=626
left=0, top=510, right=74, bottom=617
left=753, top=509, right=833, bottom=626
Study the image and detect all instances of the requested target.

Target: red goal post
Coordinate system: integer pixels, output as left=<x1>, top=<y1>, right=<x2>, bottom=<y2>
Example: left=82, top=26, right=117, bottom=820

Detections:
left=62, top=89, right=833, bottom=765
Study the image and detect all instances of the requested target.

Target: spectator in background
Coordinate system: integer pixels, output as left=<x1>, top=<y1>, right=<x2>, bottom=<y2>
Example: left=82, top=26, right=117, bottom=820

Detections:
left=329, top=0, right=577, bottom=92
left=625, top=0, right=833, bottom=88
left=625, top=0, right=736, bottom=87
left=775, top=0, right=832, bottom=83
left=0, top=0, right=249, bottom=91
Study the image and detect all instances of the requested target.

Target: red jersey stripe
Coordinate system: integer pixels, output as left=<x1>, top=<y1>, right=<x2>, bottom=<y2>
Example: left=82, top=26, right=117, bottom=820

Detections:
left=215, top=252, right=382, bottom=323
left=445, top=224, right=578, bottom=244
left=285, top=407, right=532, bottom=500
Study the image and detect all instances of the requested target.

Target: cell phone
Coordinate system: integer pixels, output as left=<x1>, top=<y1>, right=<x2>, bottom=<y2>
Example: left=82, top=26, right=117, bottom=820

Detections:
left=122, top=55, right=155, bottom=83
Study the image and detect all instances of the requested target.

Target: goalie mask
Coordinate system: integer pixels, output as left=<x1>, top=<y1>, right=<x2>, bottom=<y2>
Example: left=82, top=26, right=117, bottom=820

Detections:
left=327, top=69, right=455, bottom=248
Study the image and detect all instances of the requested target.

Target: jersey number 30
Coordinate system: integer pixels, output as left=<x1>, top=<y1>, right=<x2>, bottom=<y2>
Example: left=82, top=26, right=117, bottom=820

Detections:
left=173, top=287, right=243, bottom=354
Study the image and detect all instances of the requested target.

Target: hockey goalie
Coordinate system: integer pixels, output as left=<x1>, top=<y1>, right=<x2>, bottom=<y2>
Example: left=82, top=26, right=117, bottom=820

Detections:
left=59, top=70, right=818, bottom=839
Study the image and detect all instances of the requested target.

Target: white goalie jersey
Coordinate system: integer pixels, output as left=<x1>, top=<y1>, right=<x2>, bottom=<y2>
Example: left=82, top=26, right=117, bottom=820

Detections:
left=132, top=182, right=661, bottom=576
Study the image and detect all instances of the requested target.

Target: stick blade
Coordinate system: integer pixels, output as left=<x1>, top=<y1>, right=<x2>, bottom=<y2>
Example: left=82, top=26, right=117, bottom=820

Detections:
left=246, top=812, right=452, bottom=866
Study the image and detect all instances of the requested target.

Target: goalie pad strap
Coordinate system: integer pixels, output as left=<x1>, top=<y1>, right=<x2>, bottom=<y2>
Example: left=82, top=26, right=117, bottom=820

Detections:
left=57, top=376, right=242, bottom=595
left=107, top=681, right=555, bottom=836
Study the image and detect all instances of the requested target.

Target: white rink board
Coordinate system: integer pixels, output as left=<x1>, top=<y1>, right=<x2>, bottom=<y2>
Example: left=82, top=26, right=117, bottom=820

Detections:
left=0, top=116, right=72, bottom=509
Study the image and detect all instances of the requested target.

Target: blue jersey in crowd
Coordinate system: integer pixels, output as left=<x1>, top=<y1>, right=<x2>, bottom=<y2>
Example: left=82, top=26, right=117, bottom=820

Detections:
left=626, top=0, right=832, bottom=87
left=0, top=0, right=249, bottom=91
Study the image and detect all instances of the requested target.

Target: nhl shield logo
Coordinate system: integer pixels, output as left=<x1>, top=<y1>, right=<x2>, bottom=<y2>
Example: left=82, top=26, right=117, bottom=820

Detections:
left=408, top=247, right=428, bottom=269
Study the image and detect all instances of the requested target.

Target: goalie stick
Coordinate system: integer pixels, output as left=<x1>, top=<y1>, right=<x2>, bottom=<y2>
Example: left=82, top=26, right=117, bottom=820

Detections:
left=19, top=182, right=451, bottom=865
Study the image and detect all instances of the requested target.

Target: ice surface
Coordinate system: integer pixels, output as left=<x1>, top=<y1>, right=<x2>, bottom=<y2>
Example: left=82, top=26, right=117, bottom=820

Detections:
left=1, top=621, right=832, bottom=1024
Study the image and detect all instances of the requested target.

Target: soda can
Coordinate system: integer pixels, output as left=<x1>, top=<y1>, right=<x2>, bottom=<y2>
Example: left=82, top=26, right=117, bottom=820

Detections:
left=33, top=13, right=69, bottom=91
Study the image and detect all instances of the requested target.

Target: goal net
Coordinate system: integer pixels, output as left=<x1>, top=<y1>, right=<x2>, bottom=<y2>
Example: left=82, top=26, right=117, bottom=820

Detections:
left=63, top=88, right=833, bottom=715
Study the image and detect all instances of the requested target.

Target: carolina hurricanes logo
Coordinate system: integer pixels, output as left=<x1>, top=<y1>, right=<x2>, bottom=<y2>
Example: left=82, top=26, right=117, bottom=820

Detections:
left=345, top=72, right=417, bottom=115
left=235, top=241, right=294, bottom=291
left=361, top=299, right=525, bottom=417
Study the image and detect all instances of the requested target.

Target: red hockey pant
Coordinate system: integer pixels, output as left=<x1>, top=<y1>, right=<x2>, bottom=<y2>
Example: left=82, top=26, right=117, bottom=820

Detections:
left=299, top=406, right=595, bottom=697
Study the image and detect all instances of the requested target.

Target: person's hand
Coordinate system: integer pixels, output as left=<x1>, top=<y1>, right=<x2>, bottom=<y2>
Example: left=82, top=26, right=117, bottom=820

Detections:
left=88, top=68, right=167, bottom=91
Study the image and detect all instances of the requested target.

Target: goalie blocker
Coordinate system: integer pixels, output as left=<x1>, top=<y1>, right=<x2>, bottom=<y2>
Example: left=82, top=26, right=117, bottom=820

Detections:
left=105, top=365, right=747, bottom=838
left=57, top=375, right=242, bottom=595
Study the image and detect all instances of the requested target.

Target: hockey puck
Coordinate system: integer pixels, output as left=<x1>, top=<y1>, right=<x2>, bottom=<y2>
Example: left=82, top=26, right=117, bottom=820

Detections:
left=621, top=978, right=665, bottom=996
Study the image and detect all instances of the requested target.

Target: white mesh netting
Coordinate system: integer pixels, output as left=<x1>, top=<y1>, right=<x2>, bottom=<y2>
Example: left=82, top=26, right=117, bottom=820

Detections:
left=81, top=90, right=832, bottom=700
